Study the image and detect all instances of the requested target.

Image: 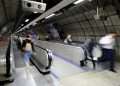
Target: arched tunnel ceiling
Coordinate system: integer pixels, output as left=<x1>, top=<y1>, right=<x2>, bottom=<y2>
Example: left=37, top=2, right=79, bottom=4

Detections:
left=43, top=0, right=120, bottom=36
left=0, top=0, right=62, bottom=35
left=45, top=0, right=120, bottom=23
left=0, top=0, right=120, bottom=35
left=39, top=0, right=120, bottom=61
left=39, top=0, right=120, bottom=44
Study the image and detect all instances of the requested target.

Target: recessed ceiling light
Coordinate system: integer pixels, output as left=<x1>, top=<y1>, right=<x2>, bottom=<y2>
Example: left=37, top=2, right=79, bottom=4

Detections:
left=34, top=11, right=38, bottom=14
left=73, top=0, right=84, bottom=4
left=25, top=19, right=29, bottom=22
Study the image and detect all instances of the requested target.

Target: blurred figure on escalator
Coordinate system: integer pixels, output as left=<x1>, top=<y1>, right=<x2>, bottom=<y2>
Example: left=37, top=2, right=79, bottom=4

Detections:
left=22, top=35, right=35, bottom=67
left=80, top=38, right=97, bottom=67
left=84, top=38, right=96, bottom=59
left=64, top=34, right=72, bottom=44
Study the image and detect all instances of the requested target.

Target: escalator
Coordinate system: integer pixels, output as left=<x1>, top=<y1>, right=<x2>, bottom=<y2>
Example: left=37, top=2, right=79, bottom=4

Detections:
left=0, top=38, right=15, bottom=84
left=31, top=45, right=53, bottom=74
left=3, top=38, right=56, bottom=86
left=13, top=36, right=53, bottom=73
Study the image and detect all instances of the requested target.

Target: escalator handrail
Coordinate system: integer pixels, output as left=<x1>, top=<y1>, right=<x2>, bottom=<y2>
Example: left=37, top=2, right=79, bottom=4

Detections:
left=10, top=39, right=15, bottom=73
left=34, top=44, right=50, bottom=53
left=33, top=44, right=53, bottom=69
left=5, top=38, right=15, bottom=77
left=5, top=39, right=11, bottom=76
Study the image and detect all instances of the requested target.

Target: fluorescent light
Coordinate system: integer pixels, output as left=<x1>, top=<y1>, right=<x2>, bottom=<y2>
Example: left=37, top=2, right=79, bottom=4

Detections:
left=45, top=13, right=55, bottom=19
left=73, top=0, right=84, bottom=4
left=25, top=19, right=29, bottom=22
left=34, top=11, right=38, bottom=14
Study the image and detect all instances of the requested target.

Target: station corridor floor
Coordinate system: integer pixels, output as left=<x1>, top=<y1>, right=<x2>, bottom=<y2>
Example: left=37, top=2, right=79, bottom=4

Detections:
left=2, top=41, right=120, bottom=86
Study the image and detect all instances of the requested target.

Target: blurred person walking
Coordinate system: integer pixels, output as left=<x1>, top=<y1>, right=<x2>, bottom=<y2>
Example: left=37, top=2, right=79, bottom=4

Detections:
left=99, top=32, right=117, bottom=72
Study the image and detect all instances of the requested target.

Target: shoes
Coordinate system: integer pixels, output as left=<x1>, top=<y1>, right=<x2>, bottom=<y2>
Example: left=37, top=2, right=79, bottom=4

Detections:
left=80, top=61, right=86, bottom=67
left=109, top=69, right=117, bottom=73
left=4, top=74, right=11, bottom=77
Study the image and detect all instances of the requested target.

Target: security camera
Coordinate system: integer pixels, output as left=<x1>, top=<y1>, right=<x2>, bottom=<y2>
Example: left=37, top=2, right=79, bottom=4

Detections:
left=22, top=0, right=47, bottom=13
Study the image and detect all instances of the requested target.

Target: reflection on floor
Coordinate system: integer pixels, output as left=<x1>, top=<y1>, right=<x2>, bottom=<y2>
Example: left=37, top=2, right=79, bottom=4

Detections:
left=5, top=66, right=59, bottom=86
left=51, top=55, right=85, bottom=79
left=60, top=64, right=120, bottom=86
left=52, top=54, right=120, bottom=86
left=12, top=41, right=26, bottom=68
left=5, top=61, right=120, bottom=86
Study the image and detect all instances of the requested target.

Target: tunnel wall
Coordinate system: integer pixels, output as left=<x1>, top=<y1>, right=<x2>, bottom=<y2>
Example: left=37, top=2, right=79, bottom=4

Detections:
left=45, top=5, right=120, bottom=62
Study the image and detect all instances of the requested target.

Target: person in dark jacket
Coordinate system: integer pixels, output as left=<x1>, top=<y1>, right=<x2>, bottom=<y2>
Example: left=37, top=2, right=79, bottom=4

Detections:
left=80, top=38, right=96, bottom=67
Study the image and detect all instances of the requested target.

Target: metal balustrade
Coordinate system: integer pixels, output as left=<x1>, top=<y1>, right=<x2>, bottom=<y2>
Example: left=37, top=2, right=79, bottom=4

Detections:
left=31, top=44, right=53, bottom=74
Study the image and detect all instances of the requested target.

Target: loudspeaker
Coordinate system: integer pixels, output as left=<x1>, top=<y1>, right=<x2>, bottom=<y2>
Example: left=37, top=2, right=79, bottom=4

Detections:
left=22, top=0, right=46, bottom=13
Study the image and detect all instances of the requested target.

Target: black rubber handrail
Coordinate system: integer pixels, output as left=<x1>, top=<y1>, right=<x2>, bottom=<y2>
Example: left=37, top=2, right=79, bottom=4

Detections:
left=34, top=44, right=49, bottom=53
left=5, top=39, right=11, bottom=77
left=34, top=44, right=53, bottom=69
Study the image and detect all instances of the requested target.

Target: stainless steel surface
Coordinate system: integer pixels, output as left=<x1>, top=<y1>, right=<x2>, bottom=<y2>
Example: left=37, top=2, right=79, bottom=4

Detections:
left=0, top=46, right=8, bottom=74
left=5, top=66, right=59, bottom=86
left=33, top=46, right=49, bottom=67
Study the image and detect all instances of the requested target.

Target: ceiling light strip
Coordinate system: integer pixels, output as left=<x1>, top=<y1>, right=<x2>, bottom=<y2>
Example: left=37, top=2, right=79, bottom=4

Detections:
left=73, top=0, right=84, bottom=4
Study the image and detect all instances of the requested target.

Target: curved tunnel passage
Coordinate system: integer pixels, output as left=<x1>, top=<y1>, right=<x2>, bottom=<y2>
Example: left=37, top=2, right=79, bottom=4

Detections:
left=0, top=0, right=120, bottom=86
left=42, top=4, right=120, bottom=62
